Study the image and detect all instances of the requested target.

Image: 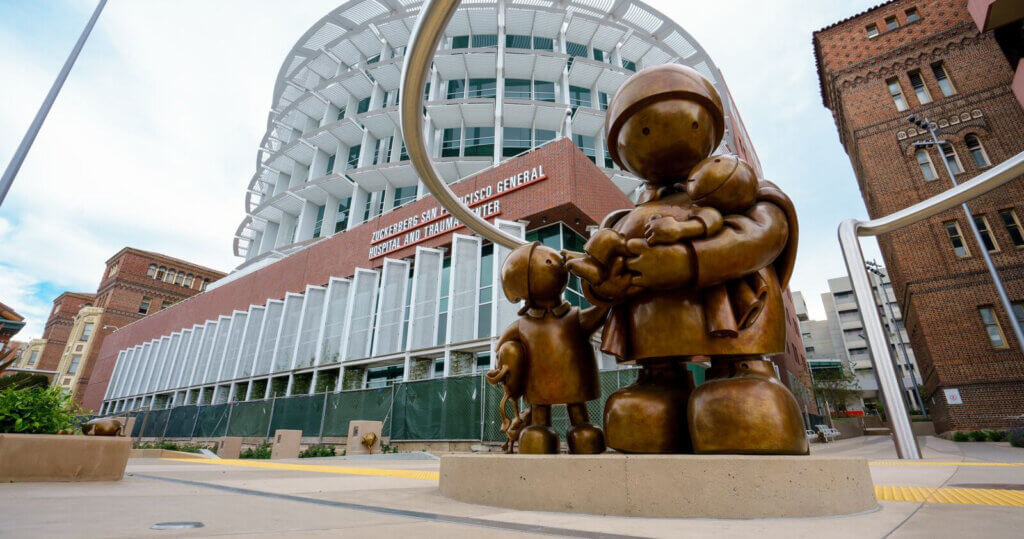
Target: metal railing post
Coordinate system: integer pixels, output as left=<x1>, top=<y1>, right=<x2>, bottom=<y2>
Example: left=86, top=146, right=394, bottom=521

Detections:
left=265, top=396, right=277, bottom=442
left=318, top=391, right=329, bottom=444
left=840, top=220, right=922, bottom=459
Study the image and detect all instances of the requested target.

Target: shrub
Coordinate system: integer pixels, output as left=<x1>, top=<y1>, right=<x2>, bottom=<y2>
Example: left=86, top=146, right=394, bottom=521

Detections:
left=299, top=444, right=336, bottom=458
left=132, top=441, right=213, bottom=453
left=1008, top=428, right=1024, bottom=448
left=0, top=386, right=82, bottom=434
left=985, top=430, right=1007, bottom=442
left=968, top=430, right=988, bottom=442
left=240, top=443, right=271, bottom=459
left=952, top=431, right=969, bottom=442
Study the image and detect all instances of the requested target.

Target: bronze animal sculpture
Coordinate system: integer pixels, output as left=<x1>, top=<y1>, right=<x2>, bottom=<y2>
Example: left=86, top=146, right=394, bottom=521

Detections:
left=81, top=417, right=125, bottom=436
left=361, top=431, right=378, bottom=453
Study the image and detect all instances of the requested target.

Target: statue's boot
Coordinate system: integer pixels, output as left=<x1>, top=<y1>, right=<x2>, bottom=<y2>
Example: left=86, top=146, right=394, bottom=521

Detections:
left=688, top=357, right=809, bottom=455
left=518, top=425, right=559, bottom=454
left=566, top=402, right=606, bottom=454
left=604, top=359, right=694, bottom=453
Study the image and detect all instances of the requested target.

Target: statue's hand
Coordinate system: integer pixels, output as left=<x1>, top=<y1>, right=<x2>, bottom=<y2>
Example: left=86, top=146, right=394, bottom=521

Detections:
left=644, top=215, right=705, bottom=244
left=567, top=256, right=642, bottom=306
left=625, top=238, right=694, bottom=290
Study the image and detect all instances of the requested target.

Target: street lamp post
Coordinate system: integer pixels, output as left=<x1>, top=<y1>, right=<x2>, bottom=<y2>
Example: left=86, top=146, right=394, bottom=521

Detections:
left=908, top=115, right=1024, bottom=353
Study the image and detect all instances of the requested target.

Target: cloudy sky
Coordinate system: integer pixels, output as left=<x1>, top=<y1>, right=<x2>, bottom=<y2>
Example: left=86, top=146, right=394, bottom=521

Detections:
left=1, top=0, right=883, bottom=339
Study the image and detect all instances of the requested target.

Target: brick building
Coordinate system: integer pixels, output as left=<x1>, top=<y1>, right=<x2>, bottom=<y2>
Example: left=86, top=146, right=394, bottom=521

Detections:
left=814, top=0, right=1024, bottom=432
left=31, top=292, right=96, bottom=375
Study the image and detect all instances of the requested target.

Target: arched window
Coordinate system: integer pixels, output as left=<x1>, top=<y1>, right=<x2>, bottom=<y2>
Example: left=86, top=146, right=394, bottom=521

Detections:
left=184, top=274, right=195, bottom=288
left=146, top=264, right=157, bottom=278
left=155, top=266, right=166, bottom=280
left=965, top=134, right=990, bottom=168
left=174, top=271, right=184, bottom=286
left=201, top=278, right=210, bottom=291
left=165, top=269, right=176, bottom=283
left=916, top=149, right=937, bottom=181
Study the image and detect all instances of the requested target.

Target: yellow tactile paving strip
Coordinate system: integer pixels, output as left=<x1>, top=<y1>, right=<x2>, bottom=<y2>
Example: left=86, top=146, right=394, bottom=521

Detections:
left=161, top=457, right=441, bottom=481
left=158, top=458, right=1024, bottom=506
left=875, top=485, right=1024, bottom=507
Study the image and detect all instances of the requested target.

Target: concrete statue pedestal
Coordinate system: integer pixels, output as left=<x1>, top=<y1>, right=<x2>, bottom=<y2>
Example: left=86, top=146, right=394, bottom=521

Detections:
left=440, top=454, right=876, bottom=519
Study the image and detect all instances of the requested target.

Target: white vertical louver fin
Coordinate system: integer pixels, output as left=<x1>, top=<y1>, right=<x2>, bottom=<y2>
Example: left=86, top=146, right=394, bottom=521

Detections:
left=407, top=247, right=444, bottom=350
left=220, top=312, right=248, bottom=382
left=273, top=294, right=305, bottom=373
left=254, top=300, right=284, bottom=376
left=293, top=286, right=327, bottom=369
left=156, top=333, right=182, bottom=391
left=235, top=307, right=265, bottom=378
left=448, top=233, right=482, bottom=344
left=318, top=277, right=352, bottom=365
left=104, top=350, right=127, bottom=401
left=176, top=326, right=204, bottom=391
left=204, top=317, right=233, bottom=384
left=372, top=258, right=411, bottom=357
left=492, top=219, right=526, bottom=335
left=189, top=322, right=218, bottom=387
left=165, top=329, right=193, bottom=392
left=129, top=341, right=153, bottom=397
left=344, top=268, right=381, bottom=361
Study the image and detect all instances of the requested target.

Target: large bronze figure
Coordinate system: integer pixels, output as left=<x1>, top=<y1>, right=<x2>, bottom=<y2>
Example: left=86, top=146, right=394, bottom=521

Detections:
left=560, top=64, right=807, bottom=455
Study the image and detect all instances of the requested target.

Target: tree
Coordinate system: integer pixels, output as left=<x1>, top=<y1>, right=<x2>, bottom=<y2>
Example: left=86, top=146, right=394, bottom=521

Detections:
left=811, top=363, right=861, bottom=414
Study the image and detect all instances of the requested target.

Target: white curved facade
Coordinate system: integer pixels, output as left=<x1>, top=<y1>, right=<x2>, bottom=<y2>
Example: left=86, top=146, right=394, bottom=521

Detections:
left=235, top=0, right=742, bottom=264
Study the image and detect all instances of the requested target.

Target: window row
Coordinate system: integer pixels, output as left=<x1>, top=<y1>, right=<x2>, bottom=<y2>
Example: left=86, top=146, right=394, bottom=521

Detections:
left=866, top=6, right=920, bottom=38
left=448, top=34, right=638, bottom=72
left=886, top=61, right=955, bottom=112
left=943, top=208, right=1023, bottom=258
left=146, top=264, right=210, bottom=291
left=915, top=133, right=991, bottom=181
left=978, top=303, right=1024, bottom=349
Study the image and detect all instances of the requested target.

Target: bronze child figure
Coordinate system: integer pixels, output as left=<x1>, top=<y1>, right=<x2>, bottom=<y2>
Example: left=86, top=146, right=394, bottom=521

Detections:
left=486, top=242, right=607, bottom=454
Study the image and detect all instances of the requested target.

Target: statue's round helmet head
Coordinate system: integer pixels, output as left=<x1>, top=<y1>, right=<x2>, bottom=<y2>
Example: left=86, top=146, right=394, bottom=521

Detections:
left=501, top=242, right=567, bottom=307
left=605, top=64, right=725, bottom=186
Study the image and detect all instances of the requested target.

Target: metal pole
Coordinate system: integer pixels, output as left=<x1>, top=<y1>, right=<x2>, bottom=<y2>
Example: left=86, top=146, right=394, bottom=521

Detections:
left=840, top=220, right=922, bottom=459
left=925, top=123, right=1024, bottom=353
left=317, top=390, right=329, bottom=444
left=265, top=395, right=277, bottom=441
left=0, top=0, right=107, bottom=208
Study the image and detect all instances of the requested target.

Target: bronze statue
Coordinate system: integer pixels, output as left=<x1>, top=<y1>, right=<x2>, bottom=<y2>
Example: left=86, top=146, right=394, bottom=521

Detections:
left=361, top=431, right=378, bottom=453
left=560, top=64, right=807, bottom=455
left=82, top=417, right=125, bottom=436
left=487, top=243, right=607, bottom=454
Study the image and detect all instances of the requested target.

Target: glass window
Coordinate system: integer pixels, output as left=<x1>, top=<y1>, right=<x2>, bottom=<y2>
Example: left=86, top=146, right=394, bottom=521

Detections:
left=146, top=264, right=157, bottom=278
left=1013, top=302, right=1023, bottom=328
left=885, top=16, right=898, bottom=30
left=467, top=78, right=496, bottom=98
left=506, top=34, right=530, bottom=49
left=569, top=85, right=592, bottom=108
left=866, top=24, right=879, bottom=38
left=184, top=274, right=194, bottom=288
left=573, top=134, right=596, bottom=163
left=365, top=364, right=404, bottom=388
left=979, top=306, right=1007, bottom=348
left=944, top=220, right=969, bottom=258
left=399, top=141, right=409, bottom=161
left=998, top=209, right=1024, bottom=247
left=974, top=215, right=1000, bottom=252
left=336, top=107, right=346, bottom=121
left=165, top=269, right=176, bottom=283
left=313, top=204, right=325, bottom=238
left=139, top=297, right=152, bottom=315
left=908, top=70, right=931, bottom=104
left=533, top=36, right=553, bottom=51
left=335, top=197, right=351, bottom=233
left=593, top=49, right=606, bottom=62
left=887, top=78, right=908, bottom=111
left=566, top=41, right=588, bottom=58
left=916, top=149, right=937, bottom=181
left=940, top=143, right=963, bottom=174
left=906, top=8, right=920, bottom=23
left=441, top=128, right=461, bottom=157
left=478, top=244, right=493, bottom=338
left=965, top=134, right=990, bottom=167
left=201, top=278, right=209, bottom=292
left=365, top=54, right=380, bottom=65
left=356, top=97, right=370, bottom=114
left=504, top=78, right=531, bottom=99
left=503, top=127, right=531, bottom=157
left=534, top=129, right=556, bottom=145
left=471, top=34, right=497, bottom=47
left=347, top=144, right=361, bottom=169
left=598, top=92, right=609, bottom=111
left=437, top=256, right=451, bottom=345
left=534, top=81, right=556, bottom=102
left=375, top=137, right=392, bottom=165
left=68, top=355, right=81, bottom=375
left=931, top=62, right=955, bottom=96
left=174, top=271, right=184, bottom=286
left=464, top=127, right=495, bottom=156
left=622, top=59, right=637, bottom=72
left=80, top=323, right=94, bottom=342
left=393, top=186, right=417, bottom=208
left=155, top=266, right=166, bottom=281
left=447, top=79, right=465, bottom=99
left=451, top=35, right=469, bottom=49
left=28, top=350, right=38, bottom=365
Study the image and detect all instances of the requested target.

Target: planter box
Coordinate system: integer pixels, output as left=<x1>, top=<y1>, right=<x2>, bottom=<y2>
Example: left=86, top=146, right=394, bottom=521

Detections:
left=0, top=433, right=130, bottom=482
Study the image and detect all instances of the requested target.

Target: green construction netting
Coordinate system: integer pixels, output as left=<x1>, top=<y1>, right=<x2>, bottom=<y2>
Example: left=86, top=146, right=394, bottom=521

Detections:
left=390, top=375, right=482, bottom=440
left=128, top=410, right=146, bottom=436
left=269, top=394, right=326, bottom=436
left=163, top=405, right=199, bottom=438
left=226, top=400, right=272, bottom=437
left=140, top=408, right=171, bottom=438
left=321, top=387, right=393, bottom=437
left=194, top=403, right=229, bottom=438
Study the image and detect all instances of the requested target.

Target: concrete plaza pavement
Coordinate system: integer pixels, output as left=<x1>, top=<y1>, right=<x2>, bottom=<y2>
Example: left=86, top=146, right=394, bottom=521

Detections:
left=1, top=436, right=1022, bottom=538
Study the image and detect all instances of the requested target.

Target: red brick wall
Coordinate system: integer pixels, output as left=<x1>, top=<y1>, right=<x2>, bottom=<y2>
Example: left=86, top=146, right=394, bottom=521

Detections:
left=80, top=139, right=632, bottom=411
left=37, top=293, right=95, bottom=371
left=816, top=0, right=1024, bottom=432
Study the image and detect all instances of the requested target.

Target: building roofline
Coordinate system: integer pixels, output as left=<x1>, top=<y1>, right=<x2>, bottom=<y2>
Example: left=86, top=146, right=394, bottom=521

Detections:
left=813, top=0, right=900, bottom=35
left=54, top=292, right=97, bottom=303
left=813, top=0, right=901, bottom=109
left=105, top=247, right=227, bottom=278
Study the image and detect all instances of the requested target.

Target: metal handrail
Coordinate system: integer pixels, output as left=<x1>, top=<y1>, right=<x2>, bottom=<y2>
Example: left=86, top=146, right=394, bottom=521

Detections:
left=839, top=150, right=1024, bottom=459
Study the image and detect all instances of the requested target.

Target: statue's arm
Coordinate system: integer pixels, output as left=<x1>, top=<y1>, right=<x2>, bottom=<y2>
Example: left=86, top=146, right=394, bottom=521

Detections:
left=578, top=305, right=610, bottom=335
left=690, top=201, right=788, bottom=288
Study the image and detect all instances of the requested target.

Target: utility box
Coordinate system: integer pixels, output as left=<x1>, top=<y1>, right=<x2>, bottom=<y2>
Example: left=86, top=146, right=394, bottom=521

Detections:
left=347, top=421, right=383, bottom=454
left=270, top=429, right=302, bottom=459
left=217, top=436, right=242, bottom=459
